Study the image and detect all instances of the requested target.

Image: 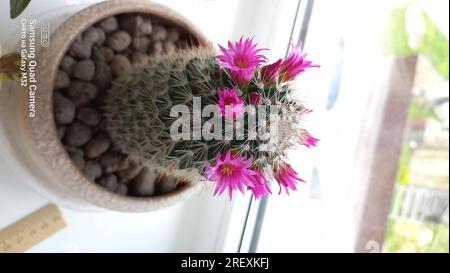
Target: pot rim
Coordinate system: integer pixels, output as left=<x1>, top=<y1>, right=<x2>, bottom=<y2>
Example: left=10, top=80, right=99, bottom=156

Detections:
left=26, top=0, right=208, bottom=212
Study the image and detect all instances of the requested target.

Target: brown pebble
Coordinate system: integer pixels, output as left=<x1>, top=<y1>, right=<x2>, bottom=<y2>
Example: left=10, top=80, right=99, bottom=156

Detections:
left=92, top=46, right=114, bottom=63
left=97, top=16, right=119, bottom=33
left=156, top=175, right=179, bottom=194
left=117, top=161, right=142, bottom=183
left=106, top=31, right=132, bottom=52
left=98, top=174, right=118, bottom=192
left=151, top=25, right=167, bottom=41
left=117, top=158, right=130, bottom=172
left=84, top=135, right=111, bottom=159
left=132, top=36, right=151, bottom=52
left=166, top=28, right=180, bottom=42
left=148, top=41, right=163, bottom=56
left=53, top=92, right=76, bottom=125
left=54, top=70, right=70, bottom=90
left=163, top=41, right=177, bottom=54
left=93, top=61, right=112, bottom=89
left=71, top=153, right=85, bottom=170
left=136, top=18, right=152, bottom=36
left=99, top=152, right=123, bottom=174
left=84, top=27, right=106, bottom=46
left=110, top=55, right=132, bottom=76
left=118, top=14, right=139, bottom=33
left=66, top=146, right=85, bottom=170
left=65, top=81, right=98, bottom=107
left=65, top=145, right=84, bottom=156
left=77, top=107, right=102, bottom=126
left=131, top=52, right=147, bottom=64
left=83, top=161, right=102, bottom=181
left=68, top=38, right=92, bottom=59
left=118, top=14, right=151, bottom=36
left=116, top=184, right=128, bottom=195
left=130, top=167, right=158, bottom=196
left=64, top=122, right=93, bottom=147
left=60, top=55, right=76, bottom=73
left=71, top=59, right=95, bottom=81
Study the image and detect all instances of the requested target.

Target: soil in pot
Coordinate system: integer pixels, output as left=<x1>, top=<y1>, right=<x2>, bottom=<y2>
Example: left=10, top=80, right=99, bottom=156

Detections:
left=53, top=13, right=194, bottom=197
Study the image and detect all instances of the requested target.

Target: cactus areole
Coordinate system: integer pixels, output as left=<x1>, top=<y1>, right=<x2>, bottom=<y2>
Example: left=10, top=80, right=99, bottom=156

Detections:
left=104, top=37, right=319, bottom=200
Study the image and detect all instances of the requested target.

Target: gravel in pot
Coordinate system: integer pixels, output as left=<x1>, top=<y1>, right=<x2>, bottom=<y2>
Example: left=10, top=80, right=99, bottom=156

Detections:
left=53, top=13, right=194, bottom=198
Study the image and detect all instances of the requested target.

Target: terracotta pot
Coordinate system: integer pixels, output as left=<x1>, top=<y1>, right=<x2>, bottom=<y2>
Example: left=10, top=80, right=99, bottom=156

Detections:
left=14, top=0, right=207, bottom=212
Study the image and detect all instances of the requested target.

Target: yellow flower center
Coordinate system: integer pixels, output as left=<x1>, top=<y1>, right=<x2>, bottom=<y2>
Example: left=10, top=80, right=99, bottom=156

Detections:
left=220, top=163, right=235, bottom=176
left=235, top=58, right=248, bottom=68
left=224, top=97, right=236, bottom=106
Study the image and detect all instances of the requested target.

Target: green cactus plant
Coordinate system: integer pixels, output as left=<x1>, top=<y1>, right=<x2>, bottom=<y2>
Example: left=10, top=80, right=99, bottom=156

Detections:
left=104, top=46, right=222, bottom=181
left=103, top=37, right=319, bottom=199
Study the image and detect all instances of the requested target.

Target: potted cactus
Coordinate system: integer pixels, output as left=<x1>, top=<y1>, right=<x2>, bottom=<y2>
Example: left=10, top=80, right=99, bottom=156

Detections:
left=103, top=37, right=319, bottom=200
left=3, top=0, right=318, bottom=212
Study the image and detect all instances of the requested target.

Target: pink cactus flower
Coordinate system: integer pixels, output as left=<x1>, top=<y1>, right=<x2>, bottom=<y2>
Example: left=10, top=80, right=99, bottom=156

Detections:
left=260, top=59, right=282, bottom=84
left=217, top=88, right=245, bottom=119
left=302, top=107, right=313, bottom=114
left=217, top=37, right=267, bottom=85
left=303, top=130, right=319, bottom=148
left=248, top=92, right=263, bottom=106
left=274, top=164, right=305, bottom=195
left=279, top=43, right=319, bottom=82
left=205, top=150, right=256, bottom=200
left=250, top=169, right=271, bottom=200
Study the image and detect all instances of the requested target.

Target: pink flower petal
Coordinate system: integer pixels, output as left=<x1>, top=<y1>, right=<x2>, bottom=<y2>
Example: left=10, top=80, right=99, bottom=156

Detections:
left=217, top=37, right=267, bottom=85
left=205, top=150, right=258, bottom=201
left=274, top=164, right=305, bottom=195
left=217, top=88, right=245, bottom=119
left=279, top=42, right=319, bottom=82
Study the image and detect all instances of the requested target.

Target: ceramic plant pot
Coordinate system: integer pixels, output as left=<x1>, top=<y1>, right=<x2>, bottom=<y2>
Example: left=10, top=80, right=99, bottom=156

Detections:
left=13, top=0, right=208, bottom=212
